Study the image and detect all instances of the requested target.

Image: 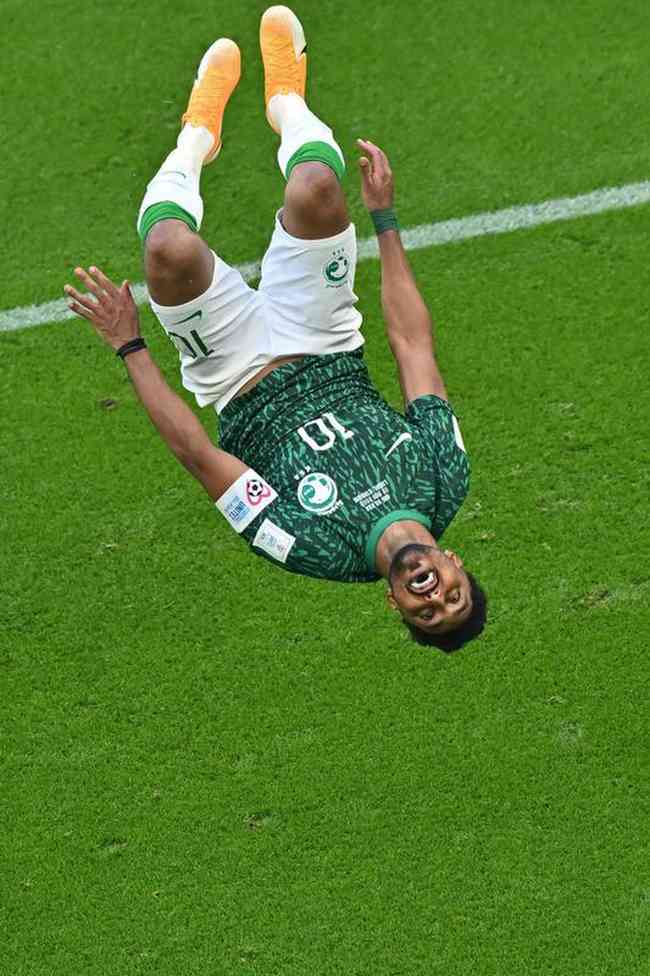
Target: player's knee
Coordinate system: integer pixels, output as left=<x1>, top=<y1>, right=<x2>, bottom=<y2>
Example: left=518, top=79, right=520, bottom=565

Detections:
left=144, top=221, right=214, bottom=305
left=286, top=162, right=343, bottom=218
left=145, top=220, right=197, bottom=278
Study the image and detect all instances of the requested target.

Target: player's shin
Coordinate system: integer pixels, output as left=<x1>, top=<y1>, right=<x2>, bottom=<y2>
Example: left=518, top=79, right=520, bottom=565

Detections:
left=269, top=93, right=346, bottom=183
left=137, top=38, right=241, bottom=244
left=136, top=127, right=210, bottom=243
left=260, top=7, right=345, bottom=183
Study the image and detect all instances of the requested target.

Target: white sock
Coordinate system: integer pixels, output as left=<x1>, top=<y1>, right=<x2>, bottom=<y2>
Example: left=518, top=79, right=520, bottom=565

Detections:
left=268, top=93, right=345, bottom=179
left=137, top=124, right=213, bottom=233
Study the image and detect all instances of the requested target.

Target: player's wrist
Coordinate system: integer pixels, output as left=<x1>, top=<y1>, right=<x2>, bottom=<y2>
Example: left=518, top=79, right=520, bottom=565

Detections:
left=116, top=336, right=147, bottom=359
left=370, top=207, right=399, bottom=235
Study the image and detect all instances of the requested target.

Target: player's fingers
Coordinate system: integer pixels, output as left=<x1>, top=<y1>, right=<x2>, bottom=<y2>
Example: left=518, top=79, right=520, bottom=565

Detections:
left=64, top=283, right=99, bottom=312
left=74, top=266, right=109, bottom=303
left=357, top=141, right=375, bottom=176
left=365, top=139, right=391, bottom=175
left=358, top=138, right=382, bottom=170
left=89, top=265, right=120, bottom=297
left=119, top=279, right=138, bottom=310
left=364, top=138, right=387, bottom=160
left=366, top=149, right=388, bottom=183
left=67, top=299, right=98, bottom=324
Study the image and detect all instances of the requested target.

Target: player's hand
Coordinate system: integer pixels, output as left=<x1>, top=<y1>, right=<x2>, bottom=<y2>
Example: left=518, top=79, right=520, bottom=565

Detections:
left=357, top=139, right=394, bottom=211
left=64, top=266, right=140, bottom=351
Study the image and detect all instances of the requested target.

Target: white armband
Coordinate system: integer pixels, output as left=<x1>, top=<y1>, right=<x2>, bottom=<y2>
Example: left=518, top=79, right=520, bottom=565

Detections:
left=215, top=469, right=278, bottom=533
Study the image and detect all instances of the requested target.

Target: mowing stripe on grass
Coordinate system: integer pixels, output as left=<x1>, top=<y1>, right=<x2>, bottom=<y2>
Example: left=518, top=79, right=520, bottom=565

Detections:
left=2, top=180, right=650, bottom=334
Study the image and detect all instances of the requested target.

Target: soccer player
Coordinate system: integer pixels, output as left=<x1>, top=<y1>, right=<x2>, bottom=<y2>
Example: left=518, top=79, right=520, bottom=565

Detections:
left=65, top=6, right=487, bottom=651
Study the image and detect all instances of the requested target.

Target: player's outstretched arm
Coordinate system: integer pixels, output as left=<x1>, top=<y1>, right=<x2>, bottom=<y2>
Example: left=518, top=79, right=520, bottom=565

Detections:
left=357, top=140, right=447, bottom=404
left=64, top=267, right=249, bottom=500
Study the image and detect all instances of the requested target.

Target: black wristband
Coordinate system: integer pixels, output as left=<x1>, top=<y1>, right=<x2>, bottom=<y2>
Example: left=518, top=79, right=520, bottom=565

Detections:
left=370, top=208, right=399, bottom=235
left=116, top=337, right=147, bottom=360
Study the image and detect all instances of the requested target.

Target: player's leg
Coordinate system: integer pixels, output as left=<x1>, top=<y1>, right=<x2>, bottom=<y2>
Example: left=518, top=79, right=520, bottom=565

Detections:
left=136, top=39, right=241, bottom=306
left=254, top=5, right=363, bottom=364
left=278, top=131, right=348, bottom=241
left=261, top=6, right=348, bottom=241
left=134, top=38, right=279, bottom=415
left=143, top=217, right=213, bottom=308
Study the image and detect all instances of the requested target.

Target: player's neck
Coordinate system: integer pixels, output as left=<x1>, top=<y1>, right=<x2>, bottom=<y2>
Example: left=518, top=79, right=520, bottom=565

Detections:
left=374, top=520, right=439, bottom=578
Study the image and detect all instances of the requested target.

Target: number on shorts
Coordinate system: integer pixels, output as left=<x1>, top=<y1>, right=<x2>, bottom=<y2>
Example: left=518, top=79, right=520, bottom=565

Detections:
left=167, top=329, right=214, bottom=359
left=297, top=413, right=355, bottom=452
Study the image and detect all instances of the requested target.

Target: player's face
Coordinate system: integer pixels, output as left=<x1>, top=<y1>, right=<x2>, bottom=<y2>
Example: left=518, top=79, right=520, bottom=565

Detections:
left=387, top=543, right=473, bottom=635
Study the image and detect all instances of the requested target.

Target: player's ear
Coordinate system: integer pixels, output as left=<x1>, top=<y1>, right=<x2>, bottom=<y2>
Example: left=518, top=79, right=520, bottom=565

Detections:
left=386, top=589, right=399, bottom=612
left=444, top=549, right=464, bottom=570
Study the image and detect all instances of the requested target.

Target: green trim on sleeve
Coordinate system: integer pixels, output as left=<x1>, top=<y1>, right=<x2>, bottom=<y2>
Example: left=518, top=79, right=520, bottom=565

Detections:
left=285, top=141, right=346, bottom=182
left=365, top=510, right=433, bottom=575
left=138, top=201, right=198, bottom=243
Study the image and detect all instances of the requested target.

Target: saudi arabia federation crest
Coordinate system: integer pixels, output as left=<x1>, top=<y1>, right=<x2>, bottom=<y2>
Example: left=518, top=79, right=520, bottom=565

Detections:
left=297, top=472, right=339, bottom=515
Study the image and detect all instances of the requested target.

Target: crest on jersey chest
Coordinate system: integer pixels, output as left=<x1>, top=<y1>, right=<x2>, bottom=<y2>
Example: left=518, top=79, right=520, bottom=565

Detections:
left=296, top=471, right=342, bottom=516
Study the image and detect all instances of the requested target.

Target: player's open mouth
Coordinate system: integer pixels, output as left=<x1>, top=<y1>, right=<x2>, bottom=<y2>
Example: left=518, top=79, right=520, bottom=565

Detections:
left=407, top=568, right=439, bottom=595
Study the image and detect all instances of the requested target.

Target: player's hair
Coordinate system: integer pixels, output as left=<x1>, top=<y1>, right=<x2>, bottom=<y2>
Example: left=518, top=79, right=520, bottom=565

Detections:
left=404, top=572, right=487, bottom=652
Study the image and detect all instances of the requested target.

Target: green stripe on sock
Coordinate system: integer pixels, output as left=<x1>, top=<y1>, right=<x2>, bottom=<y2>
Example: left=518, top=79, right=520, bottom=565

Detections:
left=285, top=141, right=346, bottom=182
left=138, top=202, right=198, bottom=243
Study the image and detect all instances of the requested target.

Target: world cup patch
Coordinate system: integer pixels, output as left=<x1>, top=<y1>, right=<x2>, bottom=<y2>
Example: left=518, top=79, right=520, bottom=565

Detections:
left=215, top=469, right=278, bottom=533
left=245, top=477, right=273, bottom=507
left=323, top=246, right=350, bottom=287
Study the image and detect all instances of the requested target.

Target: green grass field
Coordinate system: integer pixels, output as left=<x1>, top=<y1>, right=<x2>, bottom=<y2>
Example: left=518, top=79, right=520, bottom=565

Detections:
left=2, top=1, right=649, bottom=973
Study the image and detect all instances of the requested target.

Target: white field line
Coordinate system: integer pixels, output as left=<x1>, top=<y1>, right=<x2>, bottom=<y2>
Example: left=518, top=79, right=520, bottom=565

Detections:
left=2, top=180, right=650, bottom=334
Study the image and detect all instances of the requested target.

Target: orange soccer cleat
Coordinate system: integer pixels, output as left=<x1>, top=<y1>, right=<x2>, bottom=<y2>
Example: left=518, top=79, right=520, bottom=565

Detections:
left=260, top=5, right=307, bottom=132
left=182, top=38, right=241, bottom=164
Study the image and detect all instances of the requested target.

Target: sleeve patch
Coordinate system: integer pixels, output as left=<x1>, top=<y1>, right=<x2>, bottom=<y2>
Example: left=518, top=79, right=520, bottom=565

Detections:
left=452, top=415, right=466, bottom=453
left=252, top=518, right=296, bottom=564
left=215, top=469, right=278, bottom=533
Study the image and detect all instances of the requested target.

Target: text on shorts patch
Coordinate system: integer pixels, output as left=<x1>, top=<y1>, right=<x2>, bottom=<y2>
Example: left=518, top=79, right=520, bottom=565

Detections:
left=252, top=518, right=296, bottom=564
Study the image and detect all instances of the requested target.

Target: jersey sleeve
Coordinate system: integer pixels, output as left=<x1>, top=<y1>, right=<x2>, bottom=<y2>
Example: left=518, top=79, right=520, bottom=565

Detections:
left=405, top=394, right=471, bottom=537
left=214, top=467, right=343, bottom=579
left=241, top=495, right=325, bottom=577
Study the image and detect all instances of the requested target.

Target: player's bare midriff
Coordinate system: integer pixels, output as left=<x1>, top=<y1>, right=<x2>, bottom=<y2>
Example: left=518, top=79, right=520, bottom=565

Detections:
left=232, top=354, right=308, bottom=399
